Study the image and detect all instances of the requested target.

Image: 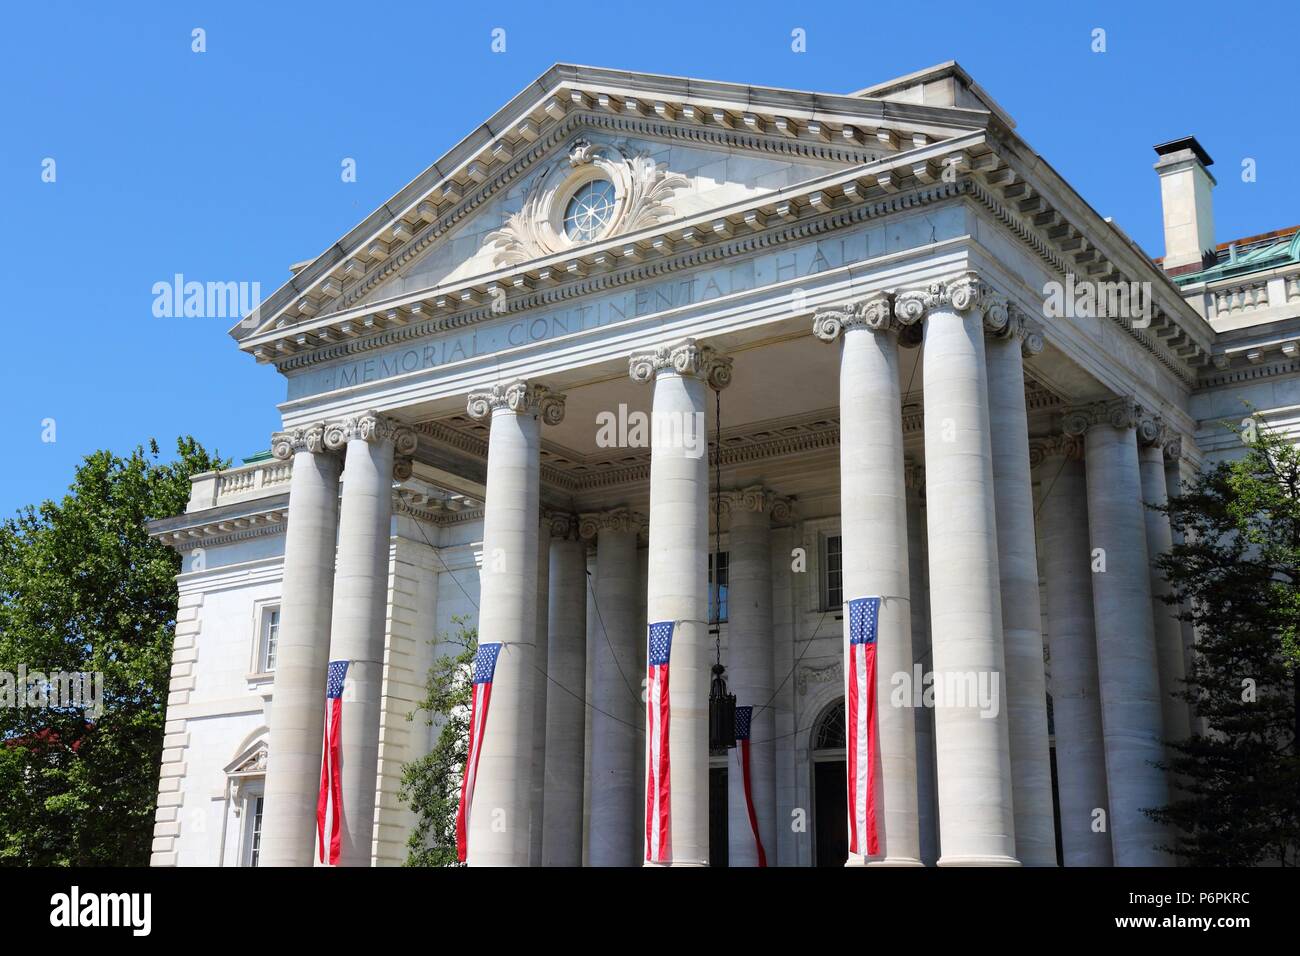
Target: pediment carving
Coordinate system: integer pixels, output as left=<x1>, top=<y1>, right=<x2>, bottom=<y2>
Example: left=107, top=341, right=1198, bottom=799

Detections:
left=486, top=138, right=686, bottom=267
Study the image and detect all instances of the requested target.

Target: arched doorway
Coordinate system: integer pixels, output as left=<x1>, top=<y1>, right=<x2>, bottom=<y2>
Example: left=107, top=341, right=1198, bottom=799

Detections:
left=811, top=698, right=847, bottom=867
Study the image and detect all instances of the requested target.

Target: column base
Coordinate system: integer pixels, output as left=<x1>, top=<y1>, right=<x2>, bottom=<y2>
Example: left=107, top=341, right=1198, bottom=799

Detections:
left=643, top=859, right=708, bottom=867
left=937, top=854, right=1021, bottom=867
left=845, top=855, right=925, bottom=867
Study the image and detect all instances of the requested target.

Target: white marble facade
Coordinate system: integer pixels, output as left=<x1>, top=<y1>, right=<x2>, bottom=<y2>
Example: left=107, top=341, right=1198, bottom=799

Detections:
left=146, top=63, right=1300, bottom=867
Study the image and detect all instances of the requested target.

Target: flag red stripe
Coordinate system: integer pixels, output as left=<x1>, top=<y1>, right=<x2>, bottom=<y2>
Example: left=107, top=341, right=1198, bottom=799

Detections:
left=863, top=642, right=879, bottom=856
left=847, top=641, right=860, bottom=855
left=739, top=738, right=767, bottom=867
left=316, top=709, right=330, bottom=864
left=326, top=695, right=344, bottom=864
left=455, top=681, right=491, bottom=863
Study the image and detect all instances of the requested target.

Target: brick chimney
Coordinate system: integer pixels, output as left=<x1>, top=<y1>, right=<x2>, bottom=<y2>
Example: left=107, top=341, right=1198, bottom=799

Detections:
left=1154, top=137, right=1216, bottom=272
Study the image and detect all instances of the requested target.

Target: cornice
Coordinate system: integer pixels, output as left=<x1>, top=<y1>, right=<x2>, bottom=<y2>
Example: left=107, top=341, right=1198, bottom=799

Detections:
left=262, top=165, right=979, bottom=373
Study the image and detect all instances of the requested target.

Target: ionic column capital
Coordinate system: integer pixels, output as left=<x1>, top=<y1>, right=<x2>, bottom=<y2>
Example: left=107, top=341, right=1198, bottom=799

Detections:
left=544, top=510, right=580, bottom=540
left=628, top=338, right=732, bottom=390
left=811, top=290, right=898, bottom=341
left=320, top=411, right=418, bottom=455
left=1028, top=433, right=1085, bottom=468
left=1133, top=414, right=1185, bottom=462
left=271, top=423, right=330, bottom=459
left=714, top=485, right=794, bottom=525
left=894, top=269, right=991, bottom=325
left=1061, top=397, right=1144, bottom=436
left=984, top=301, right=1045, bottom=357
left=577, top=507, right=646, bottom=541
left=466, top=380, right=567, bottom=425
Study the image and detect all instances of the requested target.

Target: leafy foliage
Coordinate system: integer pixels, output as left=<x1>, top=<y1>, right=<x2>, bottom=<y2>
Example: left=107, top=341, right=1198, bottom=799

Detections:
left=1149, top=414, right=1300, bottom=865
left=399, top=618, right=476, bottom=867
left=0, top=438, right=224, bottom=866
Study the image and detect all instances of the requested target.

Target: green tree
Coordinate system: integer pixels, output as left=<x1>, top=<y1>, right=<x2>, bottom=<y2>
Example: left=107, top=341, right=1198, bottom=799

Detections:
left=1149, top=414, right=1300, bottom=865
left=400, top=618, right=476, bottom=866
left=0, top=437, right=224, bottom=866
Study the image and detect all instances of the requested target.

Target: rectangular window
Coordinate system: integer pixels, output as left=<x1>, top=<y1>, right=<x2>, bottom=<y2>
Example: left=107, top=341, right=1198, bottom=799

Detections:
left=246, top=795, right=265, bottom=867
left=824, top=535, right=843, bottom=610
left=259, top=606, right=280, bottom=673
left=708, top=551, right=729, bottom=623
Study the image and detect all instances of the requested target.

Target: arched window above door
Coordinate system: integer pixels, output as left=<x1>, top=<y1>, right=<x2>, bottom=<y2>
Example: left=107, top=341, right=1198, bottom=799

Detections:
left=813, top=699, right=846, bottom=751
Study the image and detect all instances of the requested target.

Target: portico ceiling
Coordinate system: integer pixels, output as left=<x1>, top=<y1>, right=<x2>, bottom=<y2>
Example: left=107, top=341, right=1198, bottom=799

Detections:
left=412, top=333, right=1062, bottom=498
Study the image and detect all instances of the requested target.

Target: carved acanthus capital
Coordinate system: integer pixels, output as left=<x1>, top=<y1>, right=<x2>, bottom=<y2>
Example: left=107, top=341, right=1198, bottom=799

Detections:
left=628, top=339, right=732, bottom=390
left=1163, top=432, right=1183, bottom=462
left=812, top=291, right=897, bottom=341
left=1061, top=397, right=1143, bottom=436
left=577, top=507, right=645, bottom=541
left=1028, top=433, right=1084, bottom=468
left=271, top=423, right=328, bottom=459
left=466, top=380, right=567, bottom=425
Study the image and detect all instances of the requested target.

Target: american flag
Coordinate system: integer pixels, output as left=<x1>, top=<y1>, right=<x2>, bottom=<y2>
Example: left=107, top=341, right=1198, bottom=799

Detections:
left=455, top=642, right=501, bottom=864
left=644, top=621, right=674, bottom=863
left=847, top=597, right=881, bottom=857
left=316, top=660, right=348, bottom=865
left=734, top=705, right=767, bottom=866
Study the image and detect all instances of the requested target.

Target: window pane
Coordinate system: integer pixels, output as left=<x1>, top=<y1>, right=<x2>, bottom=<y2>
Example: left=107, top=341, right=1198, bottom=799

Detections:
left=262, top=607, right=280, bottom=672
left=708, top=551, right=729, bottom=623
left=249, top=796, right=264, bottom=867
left=825, top=535, right=843, bottom=609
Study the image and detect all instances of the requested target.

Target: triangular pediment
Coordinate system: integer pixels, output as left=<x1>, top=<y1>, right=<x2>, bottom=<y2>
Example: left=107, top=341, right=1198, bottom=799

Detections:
left=344, top=130, right=852, bottom=312
left=235, top=63, right=994, bottom=353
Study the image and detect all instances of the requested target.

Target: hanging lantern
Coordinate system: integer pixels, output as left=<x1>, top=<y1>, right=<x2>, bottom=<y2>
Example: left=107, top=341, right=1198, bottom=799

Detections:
left=709, top=660, right=736, bottom=753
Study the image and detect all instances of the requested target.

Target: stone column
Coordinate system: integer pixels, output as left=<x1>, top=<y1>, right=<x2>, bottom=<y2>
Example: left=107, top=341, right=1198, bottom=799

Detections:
left=630, top=339, right=731, bottom=866
left=1036, top=435, right=1112, bottom=866
left=905, top=273, right=1018, bottom=866
left=261, top=424, right=341, bottom=867
left=723, top=487, right=787, bottom=867
left=985, top=304, right=1056, bottom=867
left=320, top=412, right=414, bottom=867
left=1137, top=419, right=1192, bottom=755
left=581, top=507, right=644, bottom=866
left=770, top=520, right=798, bottom=867
left=530, top=515, right=550, bottom=866
left=1164, top=449, right=1202, bottom=734
left=905, top=462, right=940, bottom=866
left=1063, top=398, right=1171, bottom=866
left=464, top=380, right=566, bottom=865
left=813, top=292, right=920, bottom=866
left=542, top=513, right=586, bottom=867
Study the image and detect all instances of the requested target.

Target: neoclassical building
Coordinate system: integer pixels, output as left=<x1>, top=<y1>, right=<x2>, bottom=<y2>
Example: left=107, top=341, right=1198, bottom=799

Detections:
left=146, top=62, right=1300, bottom=867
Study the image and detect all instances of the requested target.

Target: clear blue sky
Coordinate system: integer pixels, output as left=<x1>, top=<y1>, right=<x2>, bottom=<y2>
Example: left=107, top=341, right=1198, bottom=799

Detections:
left=2, top=0, right=1296, bottom=517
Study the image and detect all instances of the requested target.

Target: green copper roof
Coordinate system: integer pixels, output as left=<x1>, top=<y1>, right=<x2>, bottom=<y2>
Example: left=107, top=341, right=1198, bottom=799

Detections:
left=241, top=450, right=273, bottom=464
left=1172, top=229, right=1300, bottom=286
